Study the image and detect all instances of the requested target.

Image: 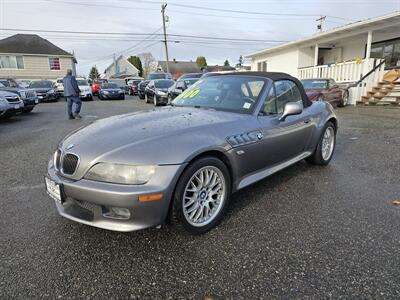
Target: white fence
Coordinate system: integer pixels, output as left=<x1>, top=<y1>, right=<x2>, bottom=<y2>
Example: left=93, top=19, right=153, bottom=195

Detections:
left=298, top=58, right=386, bottom=105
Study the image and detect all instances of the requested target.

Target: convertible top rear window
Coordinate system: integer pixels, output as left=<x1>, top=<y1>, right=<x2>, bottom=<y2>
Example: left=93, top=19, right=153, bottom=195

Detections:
left=172, top=76, right=266, bottom=114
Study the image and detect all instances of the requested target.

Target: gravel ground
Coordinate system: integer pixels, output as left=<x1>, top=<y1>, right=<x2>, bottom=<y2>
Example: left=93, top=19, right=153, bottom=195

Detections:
left=1, top=99, right=399, bottom=299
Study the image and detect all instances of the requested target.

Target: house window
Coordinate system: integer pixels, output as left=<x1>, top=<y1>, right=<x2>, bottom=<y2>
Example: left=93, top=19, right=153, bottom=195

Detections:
left=49, top=57, right=61, bottom=70
left=371, top=38, right=400, bottom=69
left=257, top=61, right=267, bottom=71
left=0, top=55, right=24, bottom=69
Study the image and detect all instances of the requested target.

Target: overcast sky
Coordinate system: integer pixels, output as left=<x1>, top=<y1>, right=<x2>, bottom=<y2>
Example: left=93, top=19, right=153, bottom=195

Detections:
left=1, top=0, right=399, bottom=76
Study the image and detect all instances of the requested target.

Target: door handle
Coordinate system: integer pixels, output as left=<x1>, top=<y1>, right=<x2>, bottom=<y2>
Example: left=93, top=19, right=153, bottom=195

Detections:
left=304, top=118, right=311, bottom=124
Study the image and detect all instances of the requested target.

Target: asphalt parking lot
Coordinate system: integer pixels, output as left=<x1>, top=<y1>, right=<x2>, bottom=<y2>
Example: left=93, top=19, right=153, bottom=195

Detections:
left=1, top=98, right=399, bottom=299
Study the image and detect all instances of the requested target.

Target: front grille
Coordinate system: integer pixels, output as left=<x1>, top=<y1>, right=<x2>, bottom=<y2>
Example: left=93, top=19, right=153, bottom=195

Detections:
left=62, top=153, right=79, bottom=175
left=5, top=96, right=20, bottom=103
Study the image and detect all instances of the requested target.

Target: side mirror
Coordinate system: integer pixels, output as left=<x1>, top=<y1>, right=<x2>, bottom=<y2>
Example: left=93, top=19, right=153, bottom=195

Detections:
left=279, top=102, right=303, bottom=122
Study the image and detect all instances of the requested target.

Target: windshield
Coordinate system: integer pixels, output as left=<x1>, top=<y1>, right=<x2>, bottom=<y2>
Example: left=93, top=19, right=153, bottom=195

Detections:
left=301, top=80, right=328, bottom=90
left=0, top=79, right=19, bottom=88
left=0, top=82, right=5, bottom=88
left=102, top=83, right=119, bottom=89
left=180, top=73, right=203, bottom=79
left=182, top=79, right=198, bottom=86
left=77, top=80, right=88, bottom=86
left=173, top=76, right=266, bottom=114
left=155, top=80, right=175, bottom=89
left=29, top=81, right=53, bottom=88
left=147, top=73, right=171, bottom=80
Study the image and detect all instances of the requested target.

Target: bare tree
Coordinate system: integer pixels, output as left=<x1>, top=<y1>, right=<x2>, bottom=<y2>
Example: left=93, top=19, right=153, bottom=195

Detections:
left=138, top=52, right=157, bottom=77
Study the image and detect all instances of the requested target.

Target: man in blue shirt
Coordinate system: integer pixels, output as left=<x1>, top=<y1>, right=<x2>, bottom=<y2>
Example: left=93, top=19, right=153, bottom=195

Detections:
left=63, top=69, right=82, bottom=119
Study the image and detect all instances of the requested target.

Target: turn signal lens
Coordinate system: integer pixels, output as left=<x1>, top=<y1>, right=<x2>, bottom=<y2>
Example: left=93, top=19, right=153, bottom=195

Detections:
left=138, top=193, right=163, bottom=202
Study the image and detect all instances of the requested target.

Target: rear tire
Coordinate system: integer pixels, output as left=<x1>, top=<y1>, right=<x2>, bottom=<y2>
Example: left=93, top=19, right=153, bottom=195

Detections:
left=171, top=157, right=231, bottom=235
left=307, top=121, right=336, bottom=166
left=145, top=93, right=149, bottom=103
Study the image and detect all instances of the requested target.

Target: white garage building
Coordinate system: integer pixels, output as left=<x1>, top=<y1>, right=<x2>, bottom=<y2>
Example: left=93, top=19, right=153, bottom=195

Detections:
left=246, top=12, right=400, bottom=104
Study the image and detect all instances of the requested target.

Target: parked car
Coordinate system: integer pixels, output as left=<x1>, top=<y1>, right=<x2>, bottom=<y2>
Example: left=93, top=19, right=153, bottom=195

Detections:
left=0, top=78, right=38, bottom=113
left=45, top=72, right=337, bottom=235
left=137, top=80, right=150, bottom=99
left=126, top=79, right=141, bottom=95
left=98, top=82, right=125, bottom=100
left=0, top=90, right=24, bottom=119
left=15, top=80, right=31, bottom=88
left=168, top=78, right=199, bottom=102
left=76, top=78, right=93, bottom=101
left=145, top=79, right=175, bottom=106
left=301, top=78, right=349, bottom=107
left=55, top=78, right=64, bottom=97
left=91, top=79, right=108, bottom=95
left=29, top=80, right=59, bottom=102
left=177, top=73, right=203, bottom=80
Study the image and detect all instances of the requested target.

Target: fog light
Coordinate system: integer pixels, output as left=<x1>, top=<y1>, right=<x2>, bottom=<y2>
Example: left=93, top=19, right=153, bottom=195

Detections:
left=103, top=207, right=131, bottom=220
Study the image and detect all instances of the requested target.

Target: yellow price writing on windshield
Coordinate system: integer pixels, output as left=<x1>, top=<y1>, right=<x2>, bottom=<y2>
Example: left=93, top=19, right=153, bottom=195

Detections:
left=176, top=88, right=200, bottom=100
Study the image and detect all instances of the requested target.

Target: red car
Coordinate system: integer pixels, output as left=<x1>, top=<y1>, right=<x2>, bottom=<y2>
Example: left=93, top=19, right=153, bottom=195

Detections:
left=301, top=78, right=349, bottom=107
left=91, top=79, right=108, bottom=95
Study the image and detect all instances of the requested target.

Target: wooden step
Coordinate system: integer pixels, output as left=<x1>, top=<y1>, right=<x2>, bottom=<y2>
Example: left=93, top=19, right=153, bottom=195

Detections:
left=361, top=96, right=370, bottom=102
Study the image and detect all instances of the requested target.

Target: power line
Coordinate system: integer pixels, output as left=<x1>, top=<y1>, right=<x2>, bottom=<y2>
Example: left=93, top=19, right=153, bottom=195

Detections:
left=0, top=28, right=289, bottom=43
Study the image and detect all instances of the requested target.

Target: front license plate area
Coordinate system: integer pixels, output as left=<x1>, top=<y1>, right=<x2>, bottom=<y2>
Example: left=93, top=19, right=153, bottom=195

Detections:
left=45, top=177, right=64, bottom=204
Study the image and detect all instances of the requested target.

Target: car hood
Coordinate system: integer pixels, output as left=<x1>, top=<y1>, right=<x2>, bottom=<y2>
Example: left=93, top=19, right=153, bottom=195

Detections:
left=31, top=88, right=52, bottom=93
left=305, top=89, right=323, bottom=100
left=60, top=106, right=255, bottom=178
left=0, top=90, right=19, bottom=97
left=101, top=88, right=123, bottom=92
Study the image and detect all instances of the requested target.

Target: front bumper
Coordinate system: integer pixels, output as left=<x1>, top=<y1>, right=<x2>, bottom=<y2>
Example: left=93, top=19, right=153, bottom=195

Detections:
left=100, top=93, right=124, bottom=100
left=37, top=93, right=58, bottom=102
left=80, top=93, right=93, bottom=101
left=46, top=161, right=185, bottom=232
left=23, top=98, right=39, bottom=108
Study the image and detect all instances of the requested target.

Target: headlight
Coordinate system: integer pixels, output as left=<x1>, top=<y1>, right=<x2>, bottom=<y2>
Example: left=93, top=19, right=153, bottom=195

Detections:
left=84, top=163, right=156, bottom=185
left=103, top=91, right=109, bottom=94
left=157, top=90, right=167, bottom=96
left=47, top=89, right=55, bottom=94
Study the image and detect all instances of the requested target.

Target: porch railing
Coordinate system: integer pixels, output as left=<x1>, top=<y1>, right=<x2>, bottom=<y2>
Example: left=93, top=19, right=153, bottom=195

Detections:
left=298, top=58, right=386, bottom=104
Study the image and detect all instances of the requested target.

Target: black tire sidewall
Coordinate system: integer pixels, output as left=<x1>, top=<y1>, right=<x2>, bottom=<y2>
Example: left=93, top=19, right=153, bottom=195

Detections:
left=314, top=122, right=336, bottom=165
left=172, top=157, right=231, bottom=235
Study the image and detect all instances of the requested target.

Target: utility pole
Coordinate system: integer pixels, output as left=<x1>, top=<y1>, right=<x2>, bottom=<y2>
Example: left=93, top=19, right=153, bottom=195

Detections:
left=161, top=3, right=170, bottom=73
left=316, top=15, right=326, bottom=33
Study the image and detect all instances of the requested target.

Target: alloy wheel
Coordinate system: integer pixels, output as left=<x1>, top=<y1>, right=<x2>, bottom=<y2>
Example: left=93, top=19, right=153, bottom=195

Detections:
left=321, top=126, right=335, bottom=161
left=182, top=166, right=226, bottom=227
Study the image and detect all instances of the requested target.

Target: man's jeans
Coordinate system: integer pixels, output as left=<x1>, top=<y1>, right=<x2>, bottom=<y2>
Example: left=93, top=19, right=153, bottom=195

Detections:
left=66, top=96, right=81, bottom=116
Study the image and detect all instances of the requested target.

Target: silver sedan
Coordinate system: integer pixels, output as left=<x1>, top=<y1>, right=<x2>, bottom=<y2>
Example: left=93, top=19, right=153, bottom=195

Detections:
left=45, top=72, right=337, bottom=235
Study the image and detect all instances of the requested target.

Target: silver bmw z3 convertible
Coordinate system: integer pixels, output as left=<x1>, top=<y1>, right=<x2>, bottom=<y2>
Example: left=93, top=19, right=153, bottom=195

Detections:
left=45, top=72, right=337, bottom=235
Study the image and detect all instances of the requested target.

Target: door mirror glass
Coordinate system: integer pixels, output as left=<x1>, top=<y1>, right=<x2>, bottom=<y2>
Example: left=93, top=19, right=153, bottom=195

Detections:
left=279, top=102, right=303, bottom=121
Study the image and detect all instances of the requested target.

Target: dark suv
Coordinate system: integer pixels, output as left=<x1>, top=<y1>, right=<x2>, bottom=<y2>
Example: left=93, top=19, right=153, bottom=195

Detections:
left=0, top=78, right=38, bottom=112
left=138, top=72, right=173, bottom=100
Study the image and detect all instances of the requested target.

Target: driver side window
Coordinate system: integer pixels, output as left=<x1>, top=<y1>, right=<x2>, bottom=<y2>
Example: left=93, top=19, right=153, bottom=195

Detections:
left=263, top=80, right=303, bottom=114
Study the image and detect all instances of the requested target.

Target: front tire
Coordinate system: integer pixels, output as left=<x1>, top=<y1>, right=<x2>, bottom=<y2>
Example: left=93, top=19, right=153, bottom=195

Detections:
left=307, top=121, right=336, bottom=165
left=154, top=95, right=158, bottom=106
left=338, top=91, right=349, bottom=107
left=171, top=157, right=231, bottom=235
left=145, top=93, right=149, bottom=103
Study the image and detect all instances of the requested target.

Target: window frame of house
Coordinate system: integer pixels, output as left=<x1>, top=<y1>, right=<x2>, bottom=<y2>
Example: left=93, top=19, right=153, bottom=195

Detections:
left=370, top=37, right=400, bottom=70
left=48, top=57, right=61, bottom=71
left=257, top=61, right=267, bottom=72
left=0, top=55, right=25, bottom=70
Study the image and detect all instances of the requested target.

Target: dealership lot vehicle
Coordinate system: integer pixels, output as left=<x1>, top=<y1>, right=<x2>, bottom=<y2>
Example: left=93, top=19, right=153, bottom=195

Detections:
left=1, top=98, right=400, bottom=299
left=76, top=78, right=93, bottom=101
left=137, top=80, right=149, bottom=99
left=301, top=78, right=349, bottom=107
left=0, top=78, right=38, bottom=112
left=145, top=79, right=175, bottom=105
left=127, top=79, right=141, bottom=95
left=54, top=78, right=64, bottom=96
left=98, top=82, right=125, bottom=100
left=45, top=72, right=337, bottom=234
left=91, top=78, right=108, bottom=95
left=0, top=90, right=24, bottom=119
left=29, top=80, right=59, bottom=102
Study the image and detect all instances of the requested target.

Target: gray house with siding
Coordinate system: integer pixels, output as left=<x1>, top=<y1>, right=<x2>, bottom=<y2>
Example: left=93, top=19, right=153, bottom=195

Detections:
left=0, top=34, right=75, bottom=80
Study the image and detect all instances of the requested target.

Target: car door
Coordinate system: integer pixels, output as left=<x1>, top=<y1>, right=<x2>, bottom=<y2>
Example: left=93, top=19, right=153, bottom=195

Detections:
left=257, top=80, right=314, bottom=167
left=146, top=81, right=155, bottom=100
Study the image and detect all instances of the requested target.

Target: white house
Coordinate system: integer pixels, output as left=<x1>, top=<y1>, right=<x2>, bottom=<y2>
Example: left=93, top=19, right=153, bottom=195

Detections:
left=246, top=12, right=400, bottom=104
left=0, top=34, right=76, bottom=80
left=104, top=55, right=140, bottom=79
